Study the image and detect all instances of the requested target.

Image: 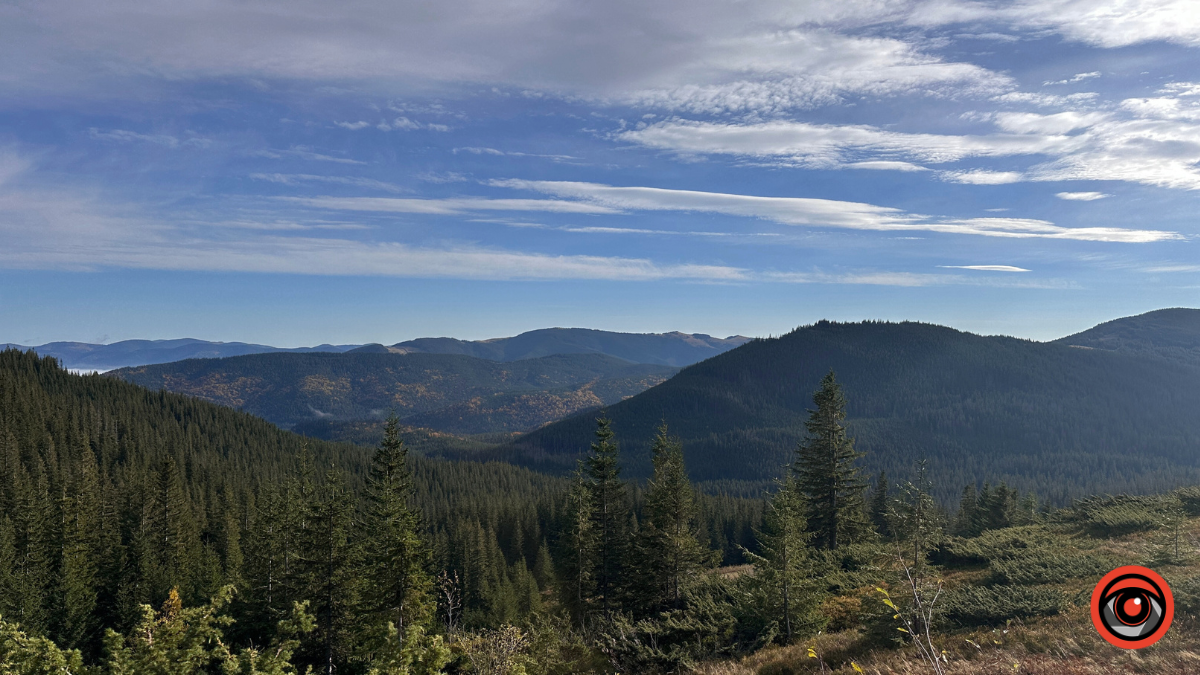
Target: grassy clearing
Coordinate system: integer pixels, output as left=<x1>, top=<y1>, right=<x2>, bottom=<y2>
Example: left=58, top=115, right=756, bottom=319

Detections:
left=695, top=501, right=1200, bottom=675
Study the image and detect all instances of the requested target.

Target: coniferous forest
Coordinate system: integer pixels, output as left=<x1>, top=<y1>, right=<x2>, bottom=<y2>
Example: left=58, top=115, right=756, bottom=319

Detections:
left=6, top=346, right=1200, bottom=674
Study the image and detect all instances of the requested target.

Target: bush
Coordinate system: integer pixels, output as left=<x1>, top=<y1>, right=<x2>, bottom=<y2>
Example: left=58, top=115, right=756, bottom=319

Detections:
left=1065, top=494, right=1168, bottom=537
left=934, top=526, right=1054, bottom=567
left=940, top=586, right=1065, bottom=627
left=988, top=550, right=1111, bottom=586
left=1174, top=487, right=1200, bottom=516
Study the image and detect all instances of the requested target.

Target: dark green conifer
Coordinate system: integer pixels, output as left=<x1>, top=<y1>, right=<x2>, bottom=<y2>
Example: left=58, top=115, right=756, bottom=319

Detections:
left=583, top=416, right=630, bottom=614
left=868, top=471, right=891, bottom=539
left=633, top=423, right=715, bottom=613
left=360, top=415, right=433, bottom=636
left=744, top=477, right=823, bottom=643
left=794, top=371, right=869, bottom=550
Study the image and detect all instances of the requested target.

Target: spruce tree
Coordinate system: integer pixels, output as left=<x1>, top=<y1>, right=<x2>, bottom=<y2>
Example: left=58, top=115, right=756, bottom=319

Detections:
left=58, top=447, right=101, bottom=650
left=583, top=416, right=629, bottom=614
left=868, top=471, right=891, bottom=540
left=744, top=477, right=822, bottom=643
left=953, top=485, right=980, bottom=537
left=360, top=415, right=433, bottom=639
left=556, top=462, right=595, bottom=622
left=794, top=371, right=868, bottom=550
left=633, top=423, right=714, bottom=613
left=300, top=469, right=359, bottom=675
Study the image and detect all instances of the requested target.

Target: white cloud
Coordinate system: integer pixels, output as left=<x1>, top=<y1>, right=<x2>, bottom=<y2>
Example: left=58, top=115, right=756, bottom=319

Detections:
left=255, top=147, right=366, bottom=164
left=620, top=119, right=1081, bottom=167
left=1055, top=191, right=1110, bottom=200
left=938, top=265, right=1030, bottom=272
left=1044, top=71, right=1101, bottom=86
left=287, top=195, right=621, bottom=215
left=0, top=0, right=1012, bottom=115
left=250, top=173, right=409, bottom=193
left=845, top=161, right=929, bottom=171
left=88, top=128, right=210, bottom=148
left=764, top=270, right=1073, bottom=288
left=334, top=121, right=371, bottom=130
left=494, top=179, right=1180, bottom=242
left=940, top=169, right=1024, bottom=184
left=909, top=0, right=1200, bottom=49
left=620, top=100, right=1200, bottom=190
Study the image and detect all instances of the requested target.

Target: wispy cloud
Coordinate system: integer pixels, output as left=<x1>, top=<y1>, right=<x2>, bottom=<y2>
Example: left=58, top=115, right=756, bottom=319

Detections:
left=493, top=179, right=1179, bottom=242
left=1055, top=191, right=1110, bottom=201
left=250, top=173, right=409, bottom=193
left=619, top=100, right=1200, bottom=190
left=254, top=147, right=365, bottom=165
left=288, top=195, right=619, bottom=215
left=89, top=128, right=209, bottom=148
left=939, top=265, right=1030, bottom=272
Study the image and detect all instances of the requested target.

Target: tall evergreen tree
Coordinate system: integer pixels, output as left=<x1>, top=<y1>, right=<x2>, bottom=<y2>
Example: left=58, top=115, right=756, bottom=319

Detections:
left=868, top=471, right=891, bottom=540
left=583, top=416, right=629, bottom=614
left=58, top=446, right=101, bottom=650
left=953, top=484, right=980, bottom=537
left=555, top=462, right=595, bottom=622
left=633, top=423, right=714, bottom=613
left=794, top=371, right=868, bottom=550
left=300, top=469, right=360, bottom=675
left=360, top=415, right=433, bottom=641
left=744, top=477, right=822, bottom=643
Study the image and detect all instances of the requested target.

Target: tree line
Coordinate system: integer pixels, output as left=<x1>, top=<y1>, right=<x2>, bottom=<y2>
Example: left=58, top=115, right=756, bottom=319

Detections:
left=1, top=348, right=1064, bottom=674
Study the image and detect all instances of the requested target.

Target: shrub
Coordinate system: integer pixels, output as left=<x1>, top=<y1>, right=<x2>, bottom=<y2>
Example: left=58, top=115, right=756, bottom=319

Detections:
left=940, top=586, right=1065, bottom=627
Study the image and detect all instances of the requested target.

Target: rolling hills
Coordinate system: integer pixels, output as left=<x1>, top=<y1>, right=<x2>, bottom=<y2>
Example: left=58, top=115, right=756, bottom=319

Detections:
left=386, top=328, right=750, bottom=366
left=506, top=314, right=1200, bottom=503
left=110, top=351, right=676, bottom=433
left=1055, top=307, right=1200, bottom=367
left=11, top=328, right=748, bottom=372
left=0, top=338, right=358, bottom=372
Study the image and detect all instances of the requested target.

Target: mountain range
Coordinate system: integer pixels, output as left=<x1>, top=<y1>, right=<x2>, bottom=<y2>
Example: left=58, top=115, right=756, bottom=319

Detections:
left=9, top=328, right=748, bottom=371
left=111, top=351, right=677, bottom=434
left=504, top=309, right=1200, bottom=503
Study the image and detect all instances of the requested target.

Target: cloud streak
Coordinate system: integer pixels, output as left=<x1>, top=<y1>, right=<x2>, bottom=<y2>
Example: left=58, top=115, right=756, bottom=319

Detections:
left=491, top=180, right=1179, bottom=242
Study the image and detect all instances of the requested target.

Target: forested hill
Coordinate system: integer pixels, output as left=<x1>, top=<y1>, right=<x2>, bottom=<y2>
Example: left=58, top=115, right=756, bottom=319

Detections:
left=508, top=319, right=1200, bottom=503
left=1054, top=307, right=1200, bottom=367
left=390, top=327, right=749, bottom=366
left=110, top=350, right=677, bottom=433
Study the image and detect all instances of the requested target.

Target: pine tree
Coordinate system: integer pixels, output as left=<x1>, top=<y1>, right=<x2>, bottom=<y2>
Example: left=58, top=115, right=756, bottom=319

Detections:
left=868, top=471, right=891, bottom=540
left=583, top=416, right=630, bottom=614
left=794, top=371, right=868, bottom=550
left=555, top=462, right=595, bottom=623
left=57, top=446, right=101, bottom=650
left=299, top=469, right=360, bottom=675
left=360, top=415, right=433, bottom=642
left=954, top=485, right=980, bottom=537
left=744, top=477, right=822, bottom=643
left=633, top=423, right=715, bottom=613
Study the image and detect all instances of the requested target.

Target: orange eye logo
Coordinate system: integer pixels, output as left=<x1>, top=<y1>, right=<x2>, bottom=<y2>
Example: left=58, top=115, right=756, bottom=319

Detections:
left=1091, top=566, right=1173, bottom=649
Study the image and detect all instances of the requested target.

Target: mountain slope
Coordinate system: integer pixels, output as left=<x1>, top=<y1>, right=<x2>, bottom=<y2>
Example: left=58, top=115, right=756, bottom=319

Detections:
left=1, top=338, right=358, bottom=371
left=1054, top=307, right=1200, bottom=367
left=391, top=328, right=750, bottom=366
left=110, top=351, right=676, bottom=433
left=507, top=320, right=1200, bottom=502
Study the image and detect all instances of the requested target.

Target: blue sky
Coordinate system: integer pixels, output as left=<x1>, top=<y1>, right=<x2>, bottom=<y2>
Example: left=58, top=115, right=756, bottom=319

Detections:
left=2, top=0, right=1199, bottom=346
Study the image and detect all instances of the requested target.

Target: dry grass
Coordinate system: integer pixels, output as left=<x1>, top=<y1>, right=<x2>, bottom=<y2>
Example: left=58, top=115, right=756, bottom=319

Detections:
left=694, top=513, right=1200, bottom=675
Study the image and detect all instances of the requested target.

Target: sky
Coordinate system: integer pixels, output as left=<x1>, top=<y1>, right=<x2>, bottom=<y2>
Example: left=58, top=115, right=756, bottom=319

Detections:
left=2, top=0, right=1200, bottom=346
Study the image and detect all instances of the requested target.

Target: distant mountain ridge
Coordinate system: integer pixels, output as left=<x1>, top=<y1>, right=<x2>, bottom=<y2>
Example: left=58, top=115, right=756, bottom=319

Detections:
left=110, top=351, right=677, bottom=434
left=11, top=328, right=749, bottom=371
left=504, top=312, right=1200, bottom=503
left=1054, top=308, right=1200, bottom=367
left=383, top=328, right=750, bottom=366
left=0, top=338, right=359, bottom=372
